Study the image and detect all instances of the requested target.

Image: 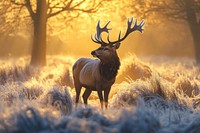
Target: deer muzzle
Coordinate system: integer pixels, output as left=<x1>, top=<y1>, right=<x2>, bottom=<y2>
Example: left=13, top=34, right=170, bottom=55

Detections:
left=91, top=50, right=98, bottom=57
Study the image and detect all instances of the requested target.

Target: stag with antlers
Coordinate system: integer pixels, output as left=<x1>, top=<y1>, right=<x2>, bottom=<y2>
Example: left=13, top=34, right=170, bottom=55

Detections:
left=72, top=18, right=144, bottom=109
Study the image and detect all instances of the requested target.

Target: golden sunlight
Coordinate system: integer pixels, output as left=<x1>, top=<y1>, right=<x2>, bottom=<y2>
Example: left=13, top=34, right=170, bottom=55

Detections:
left=1, top=1, right=200, bottom=132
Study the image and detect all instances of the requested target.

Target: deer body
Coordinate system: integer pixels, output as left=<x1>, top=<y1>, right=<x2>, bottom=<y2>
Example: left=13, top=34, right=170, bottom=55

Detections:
left=73, top=18, right=144, bottom=109
left=74, top=58, right=99, bottom=89
left=73, top=58, right=114, bottom=90
left=73, top=46, right=120, bottom=108
left=74, top=58, right=119, bottom=90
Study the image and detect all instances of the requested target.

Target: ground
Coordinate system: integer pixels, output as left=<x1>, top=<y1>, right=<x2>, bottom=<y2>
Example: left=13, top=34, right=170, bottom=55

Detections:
left=0, top=55, right=200, bottom=133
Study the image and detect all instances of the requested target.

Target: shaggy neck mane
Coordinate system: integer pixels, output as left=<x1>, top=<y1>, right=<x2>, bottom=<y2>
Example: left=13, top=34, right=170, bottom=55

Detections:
left=99, top=55, right=120, bottom=81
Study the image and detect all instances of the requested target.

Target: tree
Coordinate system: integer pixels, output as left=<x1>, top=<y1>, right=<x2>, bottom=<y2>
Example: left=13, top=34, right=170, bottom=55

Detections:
left=2, top=0, right=103, bottom=65
left=129, top=0, right=200, bottom=65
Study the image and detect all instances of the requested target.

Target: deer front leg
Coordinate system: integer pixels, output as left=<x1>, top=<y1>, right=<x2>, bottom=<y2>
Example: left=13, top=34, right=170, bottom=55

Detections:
left=104, top=87, right=111, bottom=109
left=97, top=90, right=103, bottom=109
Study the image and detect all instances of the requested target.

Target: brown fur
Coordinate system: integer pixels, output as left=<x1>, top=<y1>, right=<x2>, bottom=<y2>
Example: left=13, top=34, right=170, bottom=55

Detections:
left=99, top=56, right=120, bottom=80
left=73, top=45, right=120, bottom=109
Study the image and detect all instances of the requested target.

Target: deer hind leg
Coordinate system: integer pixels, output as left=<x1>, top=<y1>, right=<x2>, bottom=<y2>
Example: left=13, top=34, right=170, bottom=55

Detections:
left=74, top=83, right=82, bottom=109
left=82, top=88, right=92, bottom=107
left=97, top=90, right=104, bottom=109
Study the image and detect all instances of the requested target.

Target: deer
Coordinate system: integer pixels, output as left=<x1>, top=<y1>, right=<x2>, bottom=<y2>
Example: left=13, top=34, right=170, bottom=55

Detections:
left=72, top=18, right=144, bottom=109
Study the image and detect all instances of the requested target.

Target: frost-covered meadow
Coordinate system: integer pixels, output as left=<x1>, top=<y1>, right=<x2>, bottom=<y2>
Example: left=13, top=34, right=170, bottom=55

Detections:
left=0, top=55, right=200, bottom=133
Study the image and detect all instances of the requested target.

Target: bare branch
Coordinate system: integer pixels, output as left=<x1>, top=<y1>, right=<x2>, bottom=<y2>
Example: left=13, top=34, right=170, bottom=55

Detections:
left=129, top=0, right=200, bottom=23
left=24, top=0, right=35, bottom=20
left=10, top=0, right=26, bottom=6
left=47, top=0, right=73, bottom=18
left=47, top=0, right=103, bottom=18
left=70, top=0, right=86, bottom=9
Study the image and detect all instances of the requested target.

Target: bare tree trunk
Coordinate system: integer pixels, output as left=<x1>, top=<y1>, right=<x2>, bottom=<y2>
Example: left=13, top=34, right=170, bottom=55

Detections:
left=30, top=0, right=47, bottom=66
left=191, top=26, right=200, bottom=65
left=186, top=0, right=200, bottom=65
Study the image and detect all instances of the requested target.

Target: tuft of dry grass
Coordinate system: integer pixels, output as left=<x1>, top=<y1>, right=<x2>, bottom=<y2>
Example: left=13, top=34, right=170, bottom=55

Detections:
left=117, top=54, right=152, bottom=83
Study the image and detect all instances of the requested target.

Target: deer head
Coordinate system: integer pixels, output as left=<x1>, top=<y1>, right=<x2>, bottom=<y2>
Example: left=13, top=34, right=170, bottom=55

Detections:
left=91, top=18, right=144, bottom=61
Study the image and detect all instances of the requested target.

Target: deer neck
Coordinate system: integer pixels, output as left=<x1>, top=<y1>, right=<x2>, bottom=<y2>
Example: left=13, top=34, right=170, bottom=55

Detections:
left=99, top=55, right=120, bottom=81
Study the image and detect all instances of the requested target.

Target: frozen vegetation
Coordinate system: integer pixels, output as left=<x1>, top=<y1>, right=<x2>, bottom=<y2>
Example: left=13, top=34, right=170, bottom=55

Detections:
left=0, top=55, right=200, bottom=133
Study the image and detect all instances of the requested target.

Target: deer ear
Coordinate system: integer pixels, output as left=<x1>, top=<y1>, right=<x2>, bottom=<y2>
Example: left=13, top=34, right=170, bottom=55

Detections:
left=114, top=43, right=121, bottom=49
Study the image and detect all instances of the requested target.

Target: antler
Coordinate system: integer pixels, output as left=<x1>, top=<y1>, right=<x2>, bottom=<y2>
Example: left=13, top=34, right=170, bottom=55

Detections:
left=91, top=20, right=111, bottom=46
left=91, top=17, right=145, bottom=46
